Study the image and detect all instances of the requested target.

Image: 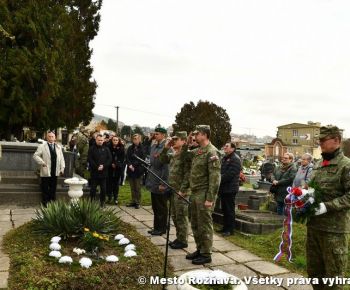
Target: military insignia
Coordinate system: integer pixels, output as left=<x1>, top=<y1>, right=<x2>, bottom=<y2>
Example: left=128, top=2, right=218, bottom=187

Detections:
left=210, top=155, right=219, bottom=161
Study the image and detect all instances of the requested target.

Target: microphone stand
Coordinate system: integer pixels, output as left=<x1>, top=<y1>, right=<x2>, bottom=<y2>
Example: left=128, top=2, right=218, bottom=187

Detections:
left=133, top=154, right=190, bottom=290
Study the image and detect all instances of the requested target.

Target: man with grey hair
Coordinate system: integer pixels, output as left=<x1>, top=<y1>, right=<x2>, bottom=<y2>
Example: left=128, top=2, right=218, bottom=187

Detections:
left=292, top=153, right=313, bottom=188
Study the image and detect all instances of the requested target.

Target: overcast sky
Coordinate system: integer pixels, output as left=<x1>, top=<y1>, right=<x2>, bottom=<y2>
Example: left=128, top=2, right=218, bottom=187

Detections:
left=91, top=0, right=350, bottom=137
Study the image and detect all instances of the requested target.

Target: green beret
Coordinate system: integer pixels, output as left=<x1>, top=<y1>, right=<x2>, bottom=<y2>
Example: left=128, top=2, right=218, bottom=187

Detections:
left=172, top=131, right=187, bottom=139
left=193, top=125, right=210, bottom=134
left=154, top=126, right=167, bottom=134
left=319, top=125, right=341, bottom=139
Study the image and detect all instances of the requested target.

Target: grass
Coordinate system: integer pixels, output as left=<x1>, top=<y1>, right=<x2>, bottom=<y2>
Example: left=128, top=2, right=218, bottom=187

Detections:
left=3, top=221, right=173, bottom=290
left=216, top=222, right=350, bottom=277
left=117, top=179, right=152, bottom=206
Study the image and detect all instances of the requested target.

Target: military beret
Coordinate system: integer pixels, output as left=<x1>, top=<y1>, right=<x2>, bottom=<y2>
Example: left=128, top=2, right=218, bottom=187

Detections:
left=154, top=126, right=167, bottom=134
left=193, top=125, right=210, bottom=134
left=319, top=125, right=341, bottom=139
left=172, top=131, right=187, bottom=139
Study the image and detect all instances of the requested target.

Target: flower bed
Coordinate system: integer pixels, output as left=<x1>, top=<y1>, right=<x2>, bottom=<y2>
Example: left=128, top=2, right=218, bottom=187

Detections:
left=3, top=221, right=173, bottom=289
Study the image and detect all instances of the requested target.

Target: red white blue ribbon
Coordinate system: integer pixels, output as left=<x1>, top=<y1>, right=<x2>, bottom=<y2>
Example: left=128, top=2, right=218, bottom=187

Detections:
left=273, top=188, right=294, bottom=263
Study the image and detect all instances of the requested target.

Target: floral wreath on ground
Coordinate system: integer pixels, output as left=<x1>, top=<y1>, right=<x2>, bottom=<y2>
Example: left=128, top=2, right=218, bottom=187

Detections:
left=48, top=228, right=137, bottom=269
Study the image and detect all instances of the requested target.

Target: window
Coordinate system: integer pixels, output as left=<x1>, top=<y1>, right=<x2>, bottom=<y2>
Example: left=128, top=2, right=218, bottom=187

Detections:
left=293, top=129, right=298, bottom=137
left=292, top=139, right=298, bottom=144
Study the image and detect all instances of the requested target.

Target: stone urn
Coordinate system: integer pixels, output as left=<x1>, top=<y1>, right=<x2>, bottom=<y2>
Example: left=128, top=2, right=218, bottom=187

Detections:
left=64, top=177, right=88, bottom=202
left=177, top=269, right=247, bottom=290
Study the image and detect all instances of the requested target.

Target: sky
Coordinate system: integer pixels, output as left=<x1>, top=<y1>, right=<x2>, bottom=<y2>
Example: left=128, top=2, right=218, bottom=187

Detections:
left=90, top=0, right=350, bottom=138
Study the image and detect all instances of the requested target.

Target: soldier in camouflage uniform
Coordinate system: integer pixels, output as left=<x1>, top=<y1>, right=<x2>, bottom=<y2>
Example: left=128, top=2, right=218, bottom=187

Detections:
left=75, top=127, right=90, bottom=178
left=159, top=131, right=190, bottom=249
left=307, top=125, right=350, bottom=290
left=184, top=125, right=221, bottom=265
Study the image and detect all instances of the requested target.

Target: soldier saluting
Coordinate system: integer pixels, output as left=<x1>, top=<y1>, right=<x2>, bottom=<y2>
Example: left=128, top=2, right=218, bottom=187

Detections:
left=307, top=125, right=350, bottom=289
left=184, top=125, right=221, bottom=265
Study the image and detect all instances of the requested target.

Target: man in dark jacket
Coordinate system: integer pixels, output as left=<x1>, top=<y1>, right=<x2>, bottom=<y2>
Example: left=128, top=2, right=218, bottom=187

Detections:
left=271, top=152, right=297, bottom=215
left=146, top=126, right=169, bottom=235
left=126, top=134, right=145, bottom=209
left=88, top=134, right=112, bottom=207
left=218, top=142, right=241, bottom=236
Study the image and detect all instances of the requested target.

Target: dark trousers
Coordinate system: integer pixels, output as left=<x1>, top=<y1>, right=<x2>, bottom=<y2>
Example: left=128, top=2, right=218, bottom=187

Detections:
left=90, top=177, right=107, bottom=205
left=151, top=192, right=168, bottom=232
left=220, top=192, right=236, bottom=232
left=277, top=201, right=285, bottom=215
left=41, top=176, right=58, bottom=206
left=107, top=170, right=122, bottom=201
left=129, top=177, right=142, bottom=205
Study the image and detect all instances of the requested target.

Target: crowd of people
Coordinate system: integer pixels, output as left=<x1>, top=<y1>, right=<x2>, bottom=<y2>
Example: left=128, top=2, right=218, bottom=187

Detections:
left=32, top=124, right=350, bottom=282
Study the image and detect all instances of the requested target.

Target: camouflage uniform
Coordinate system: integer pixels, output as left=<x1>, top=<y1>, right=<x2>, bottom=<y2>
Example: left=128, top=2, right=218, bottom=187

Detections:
left=307, top=126, right=350, bottom=290
left=186, top=126, right=221, bottom=257
left=159, top=131, right=190, bottom=245
left=75, top=131, right=89, bottom=178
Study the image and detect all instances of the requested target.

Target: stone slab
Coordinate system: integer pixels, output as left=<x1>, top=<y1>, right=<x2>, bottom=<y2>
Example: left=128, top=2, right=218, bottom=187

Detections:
left=150, top=236, right=166, bottom=246
left=0, top=210, right=10, bottom=215
left=210, top=252, right=235, bottom=266
left=133, top=214, right=154, bottom=222
left=245, top=261, right=289, bottom=276
left=0, top=222, right=13, bottom=234
left=211, top=264, right=256, bottom=280
left=11, top=214, right=35, bottom=221
left=0, top=215, right=10, bottom=222
left=0, top=271, right=8, bottom=289
left=169, top=255, right=205, bottom=271
left=142, top=220, right=154, bottom=228
left=121, top=207, right=150, bottom=216
left=224, top=250, right=262, bottom=263
left=119, top=215, right=138, bottom=223
left=135, top=228, right=151, bottom=236
left=157, top=245, right=187, bottom=257
left=127, top=221, right=149, bottom=229
left=213, top=240, right=243, bottom=252
left=11, top=208, right=37, bottom=215
left=275, top=273, right=313, bottom=290
left=184, top=242, right=198, bottom=254
left=0, top=255, right=10, bottom=271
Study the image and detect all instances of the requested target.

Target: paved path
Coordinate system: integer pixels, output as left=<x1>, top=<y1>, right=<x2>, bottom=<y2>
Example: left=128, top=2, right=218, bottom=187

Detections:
left=0, top=206, right=312, bottom=289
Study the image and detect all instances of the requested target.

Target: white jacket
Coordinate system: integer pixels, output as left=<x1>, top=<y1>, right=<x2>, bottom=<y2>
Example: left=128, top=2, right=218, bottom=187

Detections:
left=33, top=142, right=65, bottom=177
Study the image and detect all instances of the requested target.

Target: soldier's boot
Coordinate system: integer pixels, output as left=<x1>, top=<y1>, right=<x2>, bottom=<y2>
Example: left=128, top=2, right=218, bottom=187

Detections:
left=185, top=250, right=200, bottom=260
left=170, top=240, right=188, bottom=249
left=169, top=239, right=179, bottom=247
left=192, top=255, right=211, bottom=265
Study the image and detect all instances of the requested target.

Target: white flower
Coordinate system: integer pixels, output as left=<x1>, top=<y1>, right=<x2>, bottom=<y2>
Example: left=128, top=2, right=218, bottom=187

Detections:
left=124, top=250, right=137, bottom=257
left=58, top=256, right=73, bottom=264
left=114, top=234, right=124, bottom=240
left=124, top=244, right=136, bottom=251
left=49, top=242, right=61, bottom=251
left=49, top=251, right=62, bottom=258
left=51, top=236, right=61, bottom=243
left=73, top=247, right=86, bottom=255
left=79, top=257, right=93, bottom=268
left=106, top=255, right=119, bottom=262
left=119, top=238, right=130, bottom=245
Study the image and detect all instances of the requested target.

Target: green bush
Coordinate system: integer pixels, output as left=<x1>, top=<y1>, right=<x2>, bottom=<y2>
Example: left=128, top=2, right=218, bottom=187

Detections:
left=32, top=199, right=119, bottom=239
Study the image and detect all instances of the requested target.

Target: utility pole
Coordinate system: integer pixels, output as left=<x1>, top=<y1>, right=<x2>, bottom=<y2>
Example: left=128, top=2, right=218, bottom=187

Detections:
left=115, top=106, right=119, bottom=135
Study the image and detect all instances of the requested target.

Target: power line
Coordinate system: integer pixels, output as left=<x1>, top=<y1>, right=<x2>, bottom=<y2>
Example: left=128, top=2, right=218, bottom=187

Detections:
left=95, top=103, right=171, bottom=118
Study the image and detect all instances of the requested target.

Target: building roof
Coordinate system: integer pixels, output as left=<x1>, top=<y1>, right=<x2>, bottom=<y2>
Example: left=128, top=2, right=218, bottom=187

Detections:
left=277, top=123, right=321, bottom=129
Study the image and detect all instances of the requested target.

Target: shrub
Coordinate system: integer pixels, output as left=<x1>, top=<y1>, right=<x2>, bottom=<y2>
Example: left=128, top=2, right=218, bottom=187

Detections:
left=32, top=199, right=119, bottom=239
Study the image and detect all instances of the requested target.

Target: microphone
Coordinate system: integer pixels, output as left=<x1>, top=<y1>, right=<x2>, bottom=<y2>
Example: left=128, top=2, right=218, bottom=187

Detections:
left=133, top=154, right=150, bottom=166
